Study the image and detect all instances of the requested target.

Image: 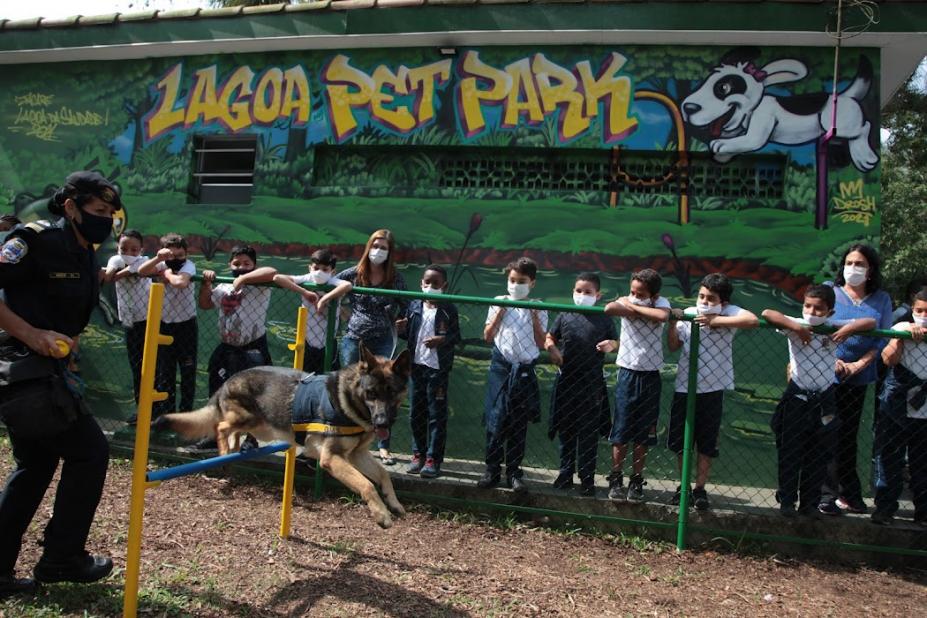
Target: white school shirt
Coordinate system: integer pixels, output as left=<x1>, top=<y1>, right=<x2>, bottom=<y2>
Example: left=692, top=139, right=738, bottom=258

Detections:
left=486, top=296, right=548, bottom=364
left=781, top=316, right=853, bottom=392
left=674, top=304, right=743, bottom=394
left=893, top=322, right=927, bottom=419
left=106, top=254, right=150, bottom=327
left=291, top=274, right=345, bottom=349
left=155, top=260, right=197, bottom=323
left=413, top=304, right=440, bottom=370
left=210, top=283, right=271, bottom=346
left=617, top=296, right=672, bottom=371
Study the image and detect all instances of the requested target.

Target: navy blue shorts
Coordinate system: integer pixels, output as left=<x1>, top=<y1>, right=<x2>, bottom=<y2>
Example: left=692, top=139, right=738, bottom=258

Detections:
left=610, top=367, right=661, bottom=446
left=667, top=390, right=724, bottom=458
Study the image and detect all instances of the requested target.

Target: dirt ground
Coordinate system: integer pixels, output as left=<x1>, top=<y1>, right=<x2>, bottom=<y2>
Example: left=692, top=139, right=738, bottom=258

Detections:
left=0, top=439, right=925, bottom=617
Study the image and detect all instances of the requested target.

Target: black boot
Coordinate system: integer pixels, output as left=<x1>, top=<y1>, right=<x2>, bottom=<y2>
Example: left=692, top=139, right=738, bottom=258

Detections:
left=34, top=552, right=113, bottom=584
left=0, top=573, right=37, bottom=599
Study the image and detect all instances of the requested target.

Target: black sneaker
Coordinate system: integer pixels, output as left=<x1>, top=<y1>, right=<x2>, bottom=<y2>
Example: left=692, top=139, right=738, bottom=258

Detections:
left=477, top=471, right=500, bottom=489
left=692, top=487, right=710, bottom=511
left=509, top=476, right=527, bottom=493
left=871, top=511, right=893, bottom=526
left=34, top=553, right=113, bottom=584
left=0, top=573, right=36, bottom=599
left=579, top=481, right=596, bottom=497
left=836, top=496, right=868, bottom=514
left=670, top=485, right=691, bottom=506
left=552, top=472, right=574, bottom=490
left=779, top=503, right=797, bottom=518
left=797, top=504, right=819, bottom=519
left=180, top=438, right=218, bottom=454
left=607, top=472, right=624, bottom=501
left=817, top=500, right=842, bottom=516
left=627, top=474, right=646, bottom=502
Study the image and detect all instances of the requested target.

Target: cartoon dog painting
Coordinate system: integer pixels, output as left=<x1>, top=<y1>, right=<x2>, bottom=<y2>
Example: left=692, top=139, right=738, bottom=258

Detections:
left=682, top=48, right=878, bottom=172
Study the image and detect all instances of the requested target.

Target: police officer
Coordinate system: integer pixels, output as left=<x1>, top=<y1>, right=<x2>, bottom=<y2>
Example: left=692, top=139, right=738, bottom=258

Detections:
left=0, top=172, right=120, bottom=597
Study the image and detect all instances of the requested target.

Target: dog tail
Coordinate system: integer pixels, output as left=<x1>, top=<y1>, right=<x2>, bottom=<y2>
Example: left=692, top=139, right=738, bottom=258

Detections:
left=841, top=55, right=872, bottom=100
left=152, top=403, right=220, bottom=441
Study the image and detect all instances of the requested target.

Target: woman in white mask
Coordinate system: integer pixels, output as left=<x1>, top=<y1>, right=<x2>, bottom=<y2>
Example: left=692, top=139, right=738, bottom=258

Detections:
left=818, top=244, right=893, bottom=517
left=336, top=229, right=408, bottom=465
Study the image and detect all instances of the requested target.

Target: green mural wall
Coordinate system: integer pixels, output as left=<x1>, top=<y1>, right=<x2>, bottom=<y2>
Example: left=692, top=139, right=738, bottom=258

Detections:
left=0, top=44, right=881, bottom=297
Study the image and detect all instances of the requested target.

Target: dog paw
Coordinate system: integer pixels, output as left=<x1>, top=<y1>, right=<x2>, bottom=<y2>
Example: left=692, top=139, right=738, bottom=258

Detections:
left=387, top=501, right=406, bottom=518
left=375, top=513, right=394, bottom=529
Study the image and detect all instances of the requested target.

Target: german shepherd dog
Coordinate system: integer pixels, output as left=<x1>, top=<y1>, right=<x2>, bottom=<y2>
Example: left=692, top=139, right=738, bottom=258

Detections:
left=155, top=344, right=411, bottom=528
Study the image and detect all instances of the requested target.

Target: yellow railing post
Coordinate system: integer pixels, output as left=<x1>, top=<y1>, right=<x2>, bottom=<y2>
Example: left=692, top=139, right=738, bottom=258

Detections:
left=280, top=306, right=308, bottom=539
left=123, top=284, right=173, bottom=618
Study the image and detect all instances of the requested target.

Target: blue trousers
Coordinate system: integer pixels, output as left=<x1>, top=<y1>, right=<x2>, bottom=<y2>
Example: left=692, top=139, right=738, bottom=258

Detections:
left=873, top=415, right=927, bottom=520
left=409, top=364, right=449, bottom=464
left=483, top=350, right=539, bottom=480
left=340, top=333, right=394, bottom=449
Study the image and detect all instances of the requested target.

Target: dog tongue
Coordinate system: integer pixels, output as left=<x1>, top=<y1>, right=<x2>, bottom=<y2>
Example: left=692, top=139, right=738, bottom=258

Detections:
left=376, top=428, right=390, bottom=440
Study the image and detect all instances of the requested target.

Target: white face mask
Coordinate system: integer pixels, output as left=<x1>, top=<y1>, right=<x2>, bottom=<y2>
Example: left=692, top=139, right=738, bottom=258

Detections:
left=573, top=292, right=597, bottom=307
left=629, top=295, right=651, bottom=306
left=843, top=265, right=867, bottom=287
left=914, top=316, right=927, bottom=328
left=421, top=285, right=443, bottom=295
left=508, top=282, right=530, bottom=300
left=309, top=270, right=331, bottom=285
left=120, top=254, right=142, bottom=265
left=368, top=247, right=389, bottom=265
left=696, top=302, right=723, bottom=315
left=803, top=313, right=828, bottom=327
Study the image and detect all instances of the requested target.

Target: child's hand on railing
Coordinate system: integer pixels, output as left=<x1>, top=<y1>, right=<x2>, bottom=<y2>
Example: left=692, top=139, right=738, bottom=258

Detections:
left=830, top=323, right=856, bottom=344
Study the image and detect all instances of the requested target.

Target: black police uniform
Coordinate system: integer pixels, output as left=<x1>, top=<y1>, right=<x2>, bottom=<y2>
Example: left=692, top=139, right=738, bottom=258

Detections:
left=0, top=218, right=109, bottom=579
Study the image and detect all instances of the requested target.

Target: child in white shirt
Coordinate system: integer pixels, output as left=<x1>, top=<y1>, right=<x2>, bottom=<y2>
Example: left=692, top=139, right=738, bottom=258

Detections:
left=478, top=257, right=548, bottom=492
left=666, top=273, right=758, bottom=510
left=762, top=284, right=875, bottom=517
left=102, top=229, right=150, bottom=405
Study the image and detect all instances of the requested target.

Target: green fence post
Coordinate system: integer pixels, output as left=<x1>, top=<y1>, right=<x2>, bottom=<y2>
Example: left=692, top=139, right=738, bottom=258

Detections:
left=676, top=318, right=700, bottom=552
left=312, top=299, right=339, bottom=500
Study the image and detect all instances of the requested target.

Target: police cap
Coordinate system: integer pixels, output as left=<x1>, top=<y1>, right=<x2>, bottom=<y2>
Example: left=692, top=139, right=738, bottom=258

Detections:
left=63, top=171, right=123, bottom=211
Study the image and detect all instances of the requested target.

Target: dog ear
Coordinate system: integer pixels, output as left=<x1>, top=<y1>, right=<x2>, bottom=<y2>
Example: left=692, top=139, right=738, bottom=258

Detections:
left=758, top=59, right=808, bottom=86
left=719, top=46, right=760, bottom=67
left=358, top=341, right=378, bottom=367
left=391, top=349, right=412, bottom=380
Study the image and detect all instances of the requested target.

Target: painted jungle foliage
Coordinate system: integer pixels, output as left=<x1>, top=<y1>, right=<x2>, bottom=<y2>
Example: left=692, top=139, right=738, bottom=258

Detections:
left=0, top=44, right=880, bottom=295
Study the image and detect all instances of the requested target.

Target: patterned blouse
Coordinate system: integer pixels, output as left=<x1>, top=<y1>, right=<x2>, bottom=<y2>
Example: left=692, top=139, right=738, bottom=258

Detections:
left=336, top=265, right=408, bottom=340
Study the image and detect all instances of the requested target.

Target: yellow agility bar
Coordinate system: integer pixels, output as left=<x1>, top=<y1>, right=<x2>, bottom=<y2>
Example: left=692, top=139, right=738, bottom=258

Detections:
left=123, top=284, right=173, bottom=618
left=279, top=305, right=308, bottom=539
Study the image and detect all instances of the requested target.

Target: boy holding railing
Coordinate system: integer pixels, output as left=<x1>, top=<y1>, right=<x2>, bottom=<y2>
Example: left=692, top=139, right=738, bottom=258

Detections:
left=762, top=284, right=875, bottom=518
left=872, top=289, right=927, bottom=526
left=667, top=273, right=758, bottom=511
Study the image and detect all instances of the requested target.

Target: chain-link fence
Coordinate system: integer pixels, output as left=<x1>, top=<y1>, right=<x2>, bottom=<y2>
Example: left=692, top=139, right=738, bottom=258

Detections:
left=75, top=263, right=927, bottom=557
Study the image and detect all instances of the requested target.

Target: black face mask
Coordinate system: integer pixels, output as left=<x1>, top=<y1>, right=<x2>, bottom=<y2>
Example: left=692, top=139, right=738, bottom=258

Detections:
left=75, top=210, right=113, bottom=244
left=165, top=258, right=186, bottom=272
left=230, top=269, right=252, bottom=278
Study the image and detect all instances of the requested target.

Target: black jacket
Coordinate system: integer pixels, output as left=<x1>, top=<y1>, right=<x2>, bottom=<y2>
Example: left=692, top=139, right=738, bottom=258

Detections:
left=0, top=219, right=99, bottom=338
left=401, top=299, right=460, bottom=373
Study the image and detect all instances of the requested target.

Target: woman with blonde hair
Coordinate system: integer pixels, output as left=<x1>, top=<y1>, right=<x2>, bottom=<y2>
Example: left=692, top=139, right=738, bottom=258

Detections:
left=336, top=229, right=408, bottom=464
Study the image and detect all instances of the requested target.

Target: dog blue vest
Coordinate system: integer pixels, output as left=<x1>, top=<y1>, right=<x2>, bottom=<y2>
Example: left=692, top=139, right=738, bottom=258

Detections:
left=291, top=373, right=365, bottom=436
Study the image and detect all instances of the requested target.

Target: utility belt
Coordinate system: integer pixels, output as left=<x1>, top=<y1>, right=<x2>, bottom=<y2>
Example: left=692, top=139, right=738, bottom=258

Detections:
left=0, top=335, right=86, bottom=438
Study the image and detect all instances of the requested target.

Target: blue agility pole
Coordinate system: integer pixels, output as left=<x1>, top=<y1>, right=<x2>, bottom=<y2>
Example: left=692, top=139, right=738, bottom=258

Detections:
left=146, top=441, right=292, bottom=483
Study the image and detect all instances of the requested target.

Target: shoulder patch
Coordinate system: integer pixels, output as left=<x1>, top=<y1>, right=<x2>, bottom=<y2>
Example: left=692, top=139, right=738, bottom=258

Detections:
left=0, top=237, right=28, bottom=264
left=23, top=220, right=52, bottom=233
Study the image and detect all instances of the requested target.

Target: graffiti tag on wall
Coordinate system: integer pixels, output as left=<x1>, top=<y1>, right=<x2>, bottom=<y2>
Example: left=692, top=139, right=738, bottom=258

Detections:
left=9, top=92, right=108, bottom=142
left=832, top=179, right=875, bottom=226
left=143, top=51, right=638, bottom=146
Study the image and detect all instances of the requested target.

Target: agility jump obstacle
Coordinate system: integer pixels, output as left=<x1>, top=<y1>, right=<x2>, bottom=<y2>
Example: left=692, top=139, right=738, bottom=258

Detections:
left=122, top=283, right=337, bottom=618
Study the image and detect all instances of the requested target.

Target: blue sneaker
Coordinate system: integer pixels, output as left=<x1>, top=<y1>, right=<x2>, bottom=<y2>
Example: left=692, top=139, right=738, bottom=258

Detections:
left=420, top=457, right=440, bottom=478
